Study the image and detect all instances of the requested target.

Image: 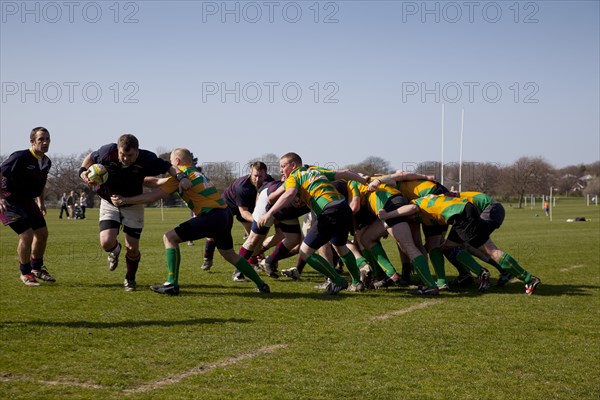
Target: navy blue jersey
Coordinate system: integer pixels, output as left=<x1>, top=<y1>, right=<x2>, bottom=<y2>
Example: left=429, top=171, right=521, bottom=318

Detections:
left=1, top=149, right=51, bottom=199
left=222, top=174, right=274, bottom=212
left=91, top=143, right=171, bottom=203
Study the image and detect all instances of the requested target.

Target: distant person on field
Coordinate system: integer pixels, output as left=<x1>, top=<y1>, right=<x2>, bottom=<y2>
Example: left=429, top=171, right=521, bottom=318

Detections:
left=79, top=192, right=88, bottom=219
left=66, top=190, right=75, bottom=219
left=543, top=199, right=550, bottom=217
left=59, top=192, right=69, bottom=219
left=0, top=127, right=56, bottom=286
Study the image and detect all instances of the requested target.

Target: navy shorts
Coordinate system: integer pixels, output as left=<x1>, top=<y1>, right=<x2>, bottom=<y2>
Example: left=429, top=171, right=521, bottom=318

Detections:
left=304, top=201, right=352, bottom=249
left=447, top=203, right=491, bottom=248
left=175, top=208, right=234, bottom=249
left=382, top=195, right=409, bottom=228
left=2, top=197, right=46, bottom=235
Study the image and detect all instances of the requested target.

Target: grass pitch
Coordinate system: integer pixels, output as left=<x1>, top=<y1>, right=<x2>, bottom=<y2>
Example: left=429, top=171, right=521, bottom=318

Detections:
left=1, top=198, right=599, bottom=399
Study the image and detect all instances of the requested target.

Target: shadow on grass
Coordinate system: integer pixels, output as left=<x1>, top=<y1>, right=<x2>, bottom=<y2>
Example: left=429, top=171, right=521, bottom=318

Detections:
left=0, top=317, right=251, bottom=329
left=448, top=282, right=599, bottom=297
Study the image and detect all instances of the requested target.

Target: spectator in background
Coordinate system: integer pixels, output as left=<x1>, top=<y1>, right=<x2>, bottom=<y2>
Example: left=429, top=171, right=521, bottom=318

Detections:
left=59, top=192, right=69, bottom=219
left=66, top=190, right=75, bottom=219
left=80, top=192, right=88, bottom=219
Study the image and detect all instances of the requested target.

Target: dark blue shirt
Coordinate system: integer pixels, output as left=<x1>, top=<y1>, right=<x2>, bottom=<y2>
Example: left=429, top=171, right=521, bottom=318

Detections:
left=223, top=174, right=274, bottom=213
left=1, top=149, right=51, bottom=199
left=91, top=143, right=171, bottom=204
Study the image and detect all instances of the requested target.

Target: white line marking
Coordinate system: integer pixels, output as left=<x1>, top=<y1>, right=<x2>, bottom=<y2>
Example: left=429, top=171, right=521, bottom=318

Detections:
left=559, top=265, right=584, bottom=272
left=0, top=374, right=105, bottom=390
left=124, top=343, right=288, bottom=394
left=370, top=300, right=443, bottom=322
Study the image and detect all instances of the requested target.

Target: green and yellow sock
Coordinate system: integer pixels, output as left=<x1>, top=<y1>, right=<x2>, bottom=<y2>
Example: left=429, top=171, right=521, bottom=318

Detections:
left=339, top=252, right=361, bottom=284
left=369, top=242, right=398, bottom=277
left=456, top=250, right=484, bottom=275
left=411, top=255, right=437, bottom=288
left=307, top=254, right=344, bottom=284
left=165, top=247, right=180, bottom=285
left=499, top=253, right=531, bottom=282
left=429, top=247, right=446, bottom=285
left=235, top=257, right=265, bottom=287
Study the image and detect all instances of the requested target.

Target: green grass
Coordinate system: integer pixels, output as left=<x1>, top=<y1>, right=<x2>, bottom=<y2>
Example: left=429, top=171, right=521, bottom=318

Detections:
left=1, top=198, right=599, bottom=399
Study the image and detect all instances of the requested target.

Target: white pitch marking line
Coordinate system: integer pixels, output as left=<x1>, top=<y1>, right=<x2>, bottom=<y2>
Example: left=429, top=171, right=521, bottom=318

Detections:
left=124, top=343, right=288, bottom=394
left=0, top=374, right=105, bottom=390
left=559, top=265, right=584, bottom=272
left=370, top=300, right=443, bottom=322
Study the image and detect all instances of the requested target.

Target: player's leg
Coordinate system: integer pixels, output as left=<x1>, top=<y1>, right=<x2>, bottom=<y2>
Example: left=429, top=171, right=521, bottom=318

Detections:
left=99, top=199, right=123, bottom=271
left=119, top=205, right=144, bottom=291
left=479, top=238, right=540, bottom=295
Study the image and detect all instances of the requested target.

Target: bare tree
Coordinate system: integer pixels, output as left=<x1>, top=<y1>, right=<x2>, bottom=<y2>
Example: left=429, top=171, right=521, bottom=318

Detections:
left=500, top=157, right=553, bottom=207
left=346, top=156, right=394, bottom=176
left=201, top=161, right=237, bottom=190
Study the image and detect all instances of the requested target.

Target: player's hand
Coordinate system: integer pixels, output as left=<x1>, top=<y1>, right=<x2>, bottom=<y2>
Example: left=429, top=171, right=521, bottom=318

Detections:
left=367, top=178, right=381, bottom=192
left=377, top=209, right=390, bottom=220
left=0, top=198, right=7, bottom=213
left=257, top=214, right=269, bottom=228
left=111, top=195, right=125, bottom=206
left=80, top=169, right=94, bottom=185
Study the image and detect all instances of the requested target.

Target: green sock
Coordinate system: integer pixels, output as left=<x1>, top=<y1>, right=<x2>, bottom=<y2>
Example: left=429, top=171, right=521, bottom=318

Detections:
left=356, top=256, right=367, bottom=268
left=456, top=250, right=483, bottom=275
left=499, top=253, right=532, bottom=282
left=340, top=252, right=361, bottom=284
left=307, top=254, right=344, bottom=284
left=411, top=255, right=437, bottom=288
left=235, top=257, right=265, bottom=287
left=429, top=247, right=446, bottom=285
left=369, top=242, right=398, bottom=277
left=165, top=247, right=180, bottom=285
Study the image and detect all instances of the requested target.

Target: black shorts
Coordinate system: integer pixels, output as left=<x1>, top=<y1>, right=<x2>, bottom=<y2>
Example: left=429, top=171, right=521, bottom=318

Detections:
left=354, top=206, right=377, bottom=229
left=174, top=208, right=234, bottom=250
left=480, top=201, right=505, bottom=230
left=304, top=201, right=352, bottom=249
left=2, top=197, right=46, bottom=235
left=422, top=224, right=446, bottom=238
left=447, top=203, right=491, bottom=248
left=382, top=195, right=409, bottom=228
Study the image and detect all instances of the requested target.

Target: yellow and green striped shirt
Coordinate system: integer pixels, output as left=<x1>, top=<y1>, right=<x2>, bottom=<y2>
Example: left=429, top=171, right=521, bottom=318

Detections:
left=397, top=179, right=444, bottom=201
left=459, top=191, right=494, bottom=213
left=284, top=166, right=343, bottom=216
left=358, top=183, right=402, bottom=214
left=160, top=165, right=226, bottom=215
left=412, top=194, right=468, bottom=226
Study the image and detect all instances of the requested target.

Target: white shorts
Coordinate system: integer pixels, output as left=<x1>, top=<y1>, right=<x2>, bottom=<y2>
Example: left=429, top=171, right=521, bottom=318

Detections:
left=252, top=189, right=275, bottom=227
left=99, top=198, right=145, bottom=230
left=301, top=212, right=316, bottom=237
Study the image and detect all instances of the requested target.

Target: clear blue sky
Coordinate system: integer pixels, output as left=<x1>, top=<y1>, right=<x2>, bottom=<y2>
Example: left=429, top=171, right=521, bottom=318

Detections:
left=1, top=0, right=599, bottom=171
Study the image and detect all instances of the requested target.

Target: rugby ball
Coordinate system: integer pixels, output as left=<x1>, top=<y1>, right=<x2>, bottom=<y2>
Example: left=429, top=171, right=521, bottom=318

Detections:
left=87, top=163, right=108, bottom=184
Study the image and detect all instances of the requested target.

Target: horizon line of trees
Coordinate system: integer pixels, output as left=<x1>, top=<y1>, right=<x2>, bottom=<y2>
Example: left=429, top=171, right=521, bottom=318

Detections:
left=1, top=151, right=598, bottom=209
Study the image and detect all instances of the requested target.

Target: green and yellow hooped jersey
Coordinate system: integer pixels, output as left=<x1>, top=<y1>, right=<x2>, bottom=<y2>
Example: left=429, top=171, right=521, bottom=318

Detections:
left=357, top=182, right=402, bottom=214
left=161, top=165, right=226, bottom=215
left=397, top=179, right=444, bottom=201
left=459, top=191, right=494, bottom=213
left=412, top=194, right=468, bottom=226
left=284, top=166, right=343, bottom=216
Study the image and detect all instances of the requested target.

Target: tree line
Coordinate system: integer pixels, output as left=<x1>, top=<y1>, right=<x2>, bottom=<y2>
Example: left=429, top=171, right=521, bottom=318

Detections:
left=1, top=151, right=598, bottom=209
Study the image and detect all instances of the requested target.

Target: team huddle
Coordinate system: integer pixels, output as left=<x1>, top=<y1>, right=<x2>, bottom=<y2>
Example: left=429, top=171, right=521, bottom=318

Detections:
left=0, top=128, right=541, bottom=296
